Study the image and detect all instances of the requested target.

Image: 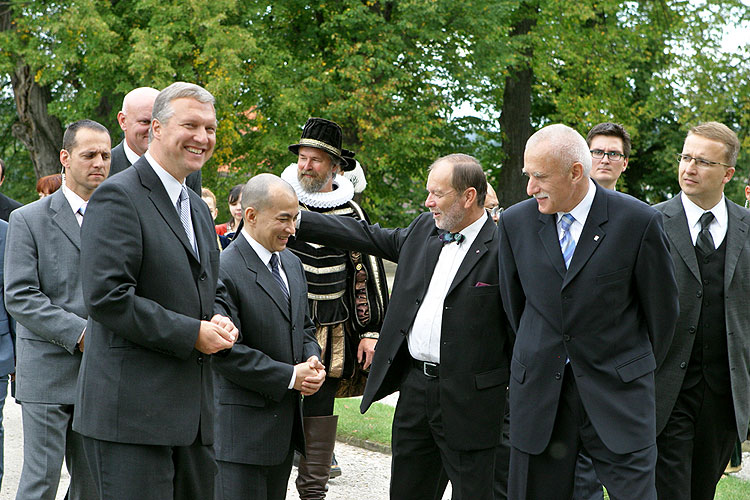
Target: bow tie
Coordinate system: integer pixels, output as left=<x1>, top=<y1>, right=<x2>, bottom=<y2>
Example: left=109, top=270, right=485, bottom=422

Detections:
left=439, top=232, right=465, bottom=245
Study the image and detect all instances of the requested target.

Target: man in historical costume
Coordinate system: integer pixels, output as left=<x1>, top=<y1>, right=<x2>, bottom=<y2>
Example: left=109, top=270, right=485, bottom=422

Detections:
left=281, top=117, right=389, bottom=499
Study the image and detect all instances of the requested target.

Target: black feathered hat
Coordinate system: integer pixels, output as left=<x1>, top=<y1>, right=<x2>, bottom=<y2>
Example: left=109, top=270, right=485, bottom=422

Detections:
left=289, top=118, right=353, bottom=170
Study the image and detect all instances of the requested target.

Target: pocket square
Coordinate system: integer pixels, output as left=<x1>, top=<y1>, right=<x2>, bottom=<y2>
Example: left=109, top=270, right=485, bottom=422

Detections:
left=474, top=281, right=491, bottom=287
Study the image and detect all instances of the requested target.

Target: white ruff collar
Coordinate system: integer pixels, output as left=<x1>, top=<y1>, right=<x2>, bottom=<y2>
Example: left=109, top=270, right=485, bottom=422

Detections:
left=281, top=164, right=354, bottom=208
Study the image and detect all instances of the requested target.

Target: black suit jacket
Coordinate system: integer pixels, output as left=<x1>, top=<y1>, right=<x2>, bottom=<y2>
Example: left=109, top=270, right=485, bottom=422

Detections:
left=0, top=192, right=22, bottom=222
left=110, top=140, right=202, bottom=195
left=298, top=211, right=511, bottom=451
left=73, top=156, right=220, bottom=446
left=498, top=182, right=679, bottom=455
left=213, top=236, right=319, bottom=466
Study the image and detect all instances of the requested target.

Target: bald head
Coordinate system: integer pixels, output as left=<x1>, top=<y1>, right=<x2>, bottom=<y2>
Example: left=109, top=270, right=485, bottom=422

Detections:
left=242, top=174, right=300, bottom=253
left=118, top=87, right=160, bottom=156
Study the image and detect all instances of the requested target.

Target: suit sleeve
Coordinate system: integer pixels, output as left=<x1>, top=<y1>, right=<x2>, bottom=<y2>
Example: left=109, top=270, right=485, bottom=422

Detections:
left=297, top=210, right=414, bottom=263
left=4, top=210, right=85, bottom=353
left=212, top=265, right=297, bottom=402
left=300, top=259, right=322, bottom=361
left=634, top=210, right=679, bottom=368
left=497, top=213, right=524, bottom=337
left=80, top=182, right=199, bottom=359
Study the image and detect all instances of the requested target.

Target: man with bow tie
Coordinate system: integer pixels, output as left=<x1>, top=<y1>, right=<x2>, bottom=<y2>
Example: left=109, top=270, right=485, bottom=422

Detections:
left=498, top=124, right=678, bottom=500
left=294, top=153, right=511, bottom=500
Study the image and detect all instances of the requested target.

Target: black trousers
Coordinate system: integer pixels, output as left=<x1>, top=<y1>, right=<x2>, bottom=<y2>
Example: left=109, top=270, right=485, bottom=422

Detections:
left=509, top=365, right=657, bottom=500
left=215, top=449, right=294, bottom=500
left=390, top=365, right=495, bottom=500
left=81, top=433, right=215, bottom=500
left=656, top=376, right=737, bottom=500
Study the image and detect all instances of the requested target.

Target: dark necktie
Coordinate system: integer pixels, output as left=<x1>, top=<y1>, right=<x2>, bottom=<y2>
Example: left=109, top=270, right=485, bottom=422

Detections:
left=269, top=253, right=290, bottom=301
left=696, top=211, right=715, bottom=254
left=439, top=232, right=465, bottom=245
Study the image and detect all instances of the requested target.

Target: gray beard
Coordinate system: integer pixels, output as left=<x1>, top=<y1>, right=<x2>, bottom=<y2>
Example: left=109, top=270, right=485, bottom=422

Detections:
left=298, top=172, right=333, bottom=193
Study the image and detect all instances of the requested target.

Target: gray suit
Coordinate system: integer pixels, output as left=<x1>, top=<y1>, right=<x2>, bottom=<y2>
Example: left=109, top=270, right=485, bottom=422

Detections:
left=213, top=235, right=320, bottom=499
left=654, top=195, right=750, bottom=497
left=110, top=140, right=202, bottom=195
left=4, top=189, right=97, bottom=500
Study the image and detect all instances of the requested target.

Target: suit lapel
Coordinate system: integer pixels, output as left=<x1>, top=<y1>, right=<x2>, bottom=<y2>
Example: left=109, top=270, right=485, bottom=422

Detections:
left=424, top=225, right=443, bottom=290
left=281, top=250, right=303, bottom=355
left=538, top=212, right=567, bottom=280
left=724, top=200, right=749, bottom=293
left=49, top=190, right=81, bottom=250
left=662, top=195, right=701, bottom=283
left=447, top=216, right=495, bottom=295
left=563, top=185, right=607, bottom=288
left=236, top=237, right=292, bottom=321
left=135, top=159, right=199, bottom=262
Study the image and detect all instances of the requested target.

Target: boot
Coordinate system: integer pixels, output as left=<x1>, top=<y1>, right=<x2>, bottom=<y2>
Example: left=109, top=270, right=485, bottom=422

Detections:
left=296, top=415, right=339, bottom=499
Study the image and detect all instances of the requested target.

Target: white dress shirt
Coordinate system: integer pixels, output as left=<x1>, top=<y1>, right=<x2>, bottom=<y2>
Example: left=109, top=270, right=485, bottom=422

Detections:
left=123, top=140, right=141, bottom=166
left=680, top=192, right=728, bottom=248
left=240, top=229, right=296, bottom=389
left=408, top=212, right=489, bottom=363
left=61, top=183, right=88, bottom=227
left=556, top=178, right=596, bottom=245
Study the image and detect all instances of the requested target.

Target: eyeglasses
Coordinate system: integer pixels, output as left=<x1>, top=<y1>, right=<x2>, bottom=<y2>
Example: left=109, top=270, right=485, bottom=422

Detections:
left=676, top=154, right=731, bottom=168
left=590, top=150, right=625, bottom=161
left=489, top=206, right=503, bottom=217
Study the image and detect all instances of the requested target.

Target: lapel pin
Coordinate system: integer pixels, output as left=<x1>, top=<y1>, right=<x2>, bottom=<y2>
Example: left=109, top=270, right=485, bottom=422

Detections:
left=476, top=250, right=480, bottom=254
left=594, top=235, right=600, bottom=241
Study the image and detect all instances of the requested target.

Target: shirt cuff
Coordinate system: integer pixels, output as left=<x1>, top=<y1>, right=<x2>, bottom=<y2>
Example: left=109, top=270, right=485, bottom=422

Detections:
left=288, top=364, right=297, bottom=390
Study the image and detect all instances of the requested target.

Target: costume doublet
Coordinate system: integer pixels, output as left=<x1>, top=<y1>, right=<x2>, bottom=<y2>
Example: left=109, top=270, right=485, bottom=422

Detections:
left=281, top=165, right=388, bottom=386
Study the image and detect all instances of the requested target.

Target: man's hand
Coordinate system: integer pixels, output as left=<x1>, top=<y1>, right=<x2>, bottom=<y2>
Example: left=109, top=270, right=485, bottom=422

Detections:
left=294, top=356, right=326, bottom=396
left=194, top=315, right=237, bottom=354
left=78, top=333, right=85, bottom=352
left=357, top=338, right=377, bottom=370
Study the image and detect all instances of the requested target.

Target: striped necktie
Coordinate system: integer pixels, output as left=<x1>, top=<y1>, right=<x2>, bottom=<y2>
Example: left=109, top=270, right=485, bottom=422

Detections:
left=177, top=186, right=198, bottom=256
left=269, top=253, right=290, bottom=301
left=559, top=213, right=576, bottom=269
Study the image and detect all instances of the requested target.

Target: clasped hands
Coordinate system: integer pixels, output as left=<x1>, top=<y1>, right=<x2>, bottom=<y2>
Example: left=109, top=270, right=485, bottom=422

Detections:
left=195, top=314, right=239, bottom=354
left=294, top=356, right=326, bottom=396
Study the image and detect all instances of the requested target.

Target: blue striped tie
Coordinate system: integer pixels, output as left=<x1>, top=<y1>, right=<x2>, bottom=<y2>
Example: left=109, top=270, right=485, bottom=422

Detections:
left=559, top=213, right=576, bottom=269
left=269, top=253, right=290, bottom=301
left=177, top=186, right=198, bottom=257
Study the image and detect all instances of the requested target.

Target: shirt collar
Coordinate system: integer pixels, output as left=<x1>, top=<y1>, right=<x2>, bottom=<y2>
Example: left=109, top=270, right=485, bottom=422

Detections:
left=241, top=228, right=276, bottom=268
left=456, top=210, right=488, bottom=243
left=144, top=151, right=186, bottom=206
left=680, top=192, right=727, bottom=230
left=123, top=140, right=141, bottom=166
left=61, top=182, right=87, bottom=215
left=558, top=178, right=595, bottom=226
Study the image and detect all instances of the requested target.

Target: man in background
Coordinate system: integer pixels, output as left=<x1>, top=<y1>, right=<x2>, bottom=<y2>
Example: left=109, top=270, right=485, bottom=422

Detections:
left=0, top=158, right=22, bottom=221
left=5, top=119, right=110, bottom=500
left=110, top=86, right=201, bottom=194
left=586, top=122, right=630, bottom=191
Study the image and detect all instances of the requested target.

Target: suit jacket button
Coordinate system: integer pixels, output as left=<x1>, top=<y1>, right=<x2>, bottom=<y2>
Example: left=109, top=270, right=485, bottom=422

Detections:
left=197, top=356, right=204, bottom=364
left=202, top=314, right=209, bottom=320
left=696, top=290, right=702, bottom=298
left=680, top=362, right=687, bottom=369
left=555, top=372, right=562, bottom=380
left=199, top=272, right=207, bottom=281
left=688, top=326, right=696, bottom=334
left=563, top=335, right=571, bottom=342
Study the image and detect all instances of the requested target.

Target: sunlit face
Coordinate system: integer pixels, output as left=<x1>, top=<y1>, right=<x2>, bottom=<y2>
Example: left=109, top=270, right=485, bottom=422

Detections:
left=484, top=184, right=500, bottom=223
left=424, top=161, right=466, bottom=231
left=118, top=96, right=156, bottom=156
left=589, top=135, right=628, bottom=189
left=523, top=145, right=579, bottom=215
left=678, top=134, right=734, bottom=209
left=229, top=195, right=243, bottom=224
left=297, top=146, right=337, bottom=193
left=246, top=187, right=299, bottom=253
left=150, top=97, right=216, bottom=182
left=60, top=128, right=111, bottom=200
left=202, top=196, right=218, bottom=221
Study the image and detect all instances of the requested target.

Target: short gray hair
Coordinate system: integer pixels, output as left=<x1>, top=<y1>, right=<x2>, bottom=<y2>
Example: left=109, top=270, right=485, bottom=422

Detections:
left=149, top=82, right=215, bottom=142
left=241, top=174, right=297, bottom=213
left=526, top=124, right=592, bottom=176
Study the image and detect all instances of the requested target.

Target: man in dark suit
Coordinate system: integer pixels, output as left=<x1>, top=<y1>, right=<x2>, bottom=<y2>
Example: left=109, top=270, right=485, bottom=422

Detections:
left=73, top=82, right=238, bottom=500
left=654, top=122, right=749, bottom=500
left=498, top=124, right=679, bottom=500
left=296, top=154, right=511, bottom=500
left=5, top=119, right=109, bottom=500
left=0, top=158, right=22, bottom=221
left=110, top=87, right=201, bottom=194
left=212, top=173, right=325, bottom=500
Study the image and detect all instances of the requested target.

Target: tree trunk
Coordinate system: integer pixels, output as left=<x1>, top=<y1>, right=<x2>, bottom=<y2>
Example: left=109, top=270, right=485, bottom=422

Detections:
left=10, top=62, right=64, bottom=178
left=0, top=5, right=63, bottom=179
left=497, top=2, right=537, bottom=210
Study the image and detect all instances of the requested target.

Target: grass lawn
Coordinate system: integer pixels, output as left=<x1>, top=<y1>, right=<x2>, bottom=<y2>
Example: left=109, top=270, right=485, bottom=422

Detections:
left=334, top=397, right=750, bottom=498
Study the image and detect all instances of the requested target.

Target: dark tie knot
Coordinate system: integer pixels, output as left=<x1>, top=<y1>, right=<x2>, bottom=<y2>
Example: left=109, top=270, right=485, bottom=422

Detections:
left=439, top=232, right=465, bottom=245
left=699, top=211, right=715, bottom=230
left=270, top=253, right=279, bottom=268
